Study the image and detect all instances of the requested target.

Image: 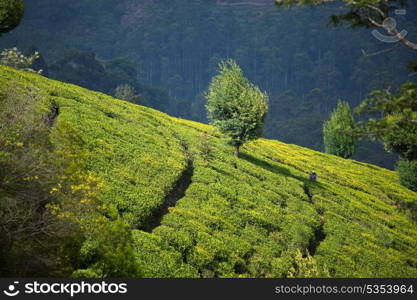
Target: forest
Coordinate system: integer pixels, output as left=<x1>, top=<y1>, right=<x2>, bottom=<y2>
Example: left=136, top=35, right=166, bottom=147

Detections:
left=2, top=0, right=416, bottom=168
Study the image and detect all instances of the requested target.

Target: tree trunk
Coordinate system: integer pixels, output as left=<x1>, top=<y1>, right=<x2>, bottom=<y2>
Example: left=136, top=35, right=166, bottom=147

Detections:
left=234, top=144, right=240, bottom=158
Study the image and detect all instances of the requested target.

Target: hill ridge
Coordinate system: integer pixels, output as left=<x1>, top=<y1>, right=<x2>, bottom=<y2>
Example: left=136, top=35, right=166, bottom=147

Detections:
left=1, top=66, right=416, bottom=278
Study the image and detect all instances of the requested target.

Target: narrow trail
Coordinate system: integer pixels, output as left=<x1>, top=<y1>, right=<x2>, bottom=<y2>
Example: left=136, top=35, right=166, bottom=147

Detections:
left=303, top=183, right=326, bottom=256
left=307, top=220, right=326, bottom=256
left=46, top=103, right=59, bottom=127
left=143, top=158, right=194, bottom=233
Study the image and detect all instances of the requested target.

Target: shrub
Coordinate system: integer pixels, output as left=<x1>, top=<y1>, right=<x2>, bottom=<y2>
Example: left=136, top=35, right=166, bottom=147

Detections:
left=195, top=133, right=215, bottom=164
left=0, top=0, right=24, bottom=36
left=287, top=249, right=329, bottom=278
left=396, top=159, right=417, bottom=192
left=0, top=84, right=84, bottom=276
left=77, top=218, right=142, bottom=278
left=323, top=101, right=356, bottom=158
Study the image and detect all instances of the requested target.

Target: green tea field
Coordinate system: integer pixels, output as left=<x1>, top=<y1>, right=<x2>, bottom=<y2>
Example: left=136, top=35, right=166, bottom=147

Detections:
left=1, top=66, right=416, bottom=278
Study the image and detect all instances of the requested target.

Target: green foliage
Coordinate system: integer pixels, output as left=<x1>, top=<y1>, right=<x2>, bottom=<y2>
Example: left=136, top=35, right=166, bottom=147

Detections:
left=356, top=82, right=417, bottom=161
left=276, top=0, right=407, bottom=30
left=206, top=60, right=268, bottom=157
left=115, top=84, right=139, bottom=103
left=355, top=82, right=417, bottom=191
left=3, top=1, right=416, bottom=168
left=0, top=84, right=84, bottom=276
left=77, top=218, right=142, bottom=277
left=49, top=50, right=109, bottom=93
left=0, top=68, right=142, bottom=277
left=323, top=101, right=356, bottom=158
left=0, top=0, right=24, bottom=36
left=47, top=50, right=172, bottom=112
left=132, top=230, right=199, bottom=278
left=72, top=269, right=100, bottom=278
left=0, top=47, right=42, bottom=73
left=195, top=133, right=215, bottom=165
left=1, top=66, right=416, bottom=278
left=396, top=159, right=417, bottom=192
left=105, top=57, right=138, bottom=87
left=287, top=249, right=329, bottom=278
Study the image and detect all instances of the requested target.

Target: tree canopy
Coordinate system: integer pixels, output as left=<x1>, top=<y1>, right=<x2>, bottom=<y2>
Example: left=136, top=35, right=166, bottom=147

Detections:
left=275, top=0, right=417, bottom=51
left=0, top=0, right=24, bottom=36
left=206, top=60, right=268, bottom=157
left=355, top=82, right=417, bottom=161
left=323, top=101, right=357, bottom=158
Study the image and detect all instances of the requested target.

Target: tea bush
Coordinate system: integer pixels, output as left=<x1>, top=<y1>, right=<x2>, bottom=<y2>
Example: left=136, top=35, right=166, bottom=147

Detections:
left=1, top=66, right=416, bottom=278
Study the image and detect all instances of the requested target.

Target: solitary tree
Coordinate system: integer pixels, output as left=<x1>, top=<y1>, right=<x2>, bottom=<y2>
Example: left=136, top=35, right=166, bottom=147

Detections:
left=0, top=0, right=24, bottom=36
left=206, top=60, right=268, bottom=157
left=323, top=101, right=356, bottom=158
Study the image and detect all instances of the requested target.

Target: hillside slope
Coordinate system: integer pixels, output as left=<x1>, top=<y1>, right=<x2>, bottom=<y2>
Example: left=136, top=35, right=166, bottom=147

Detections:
left=1, top=66, right=416, bottom=278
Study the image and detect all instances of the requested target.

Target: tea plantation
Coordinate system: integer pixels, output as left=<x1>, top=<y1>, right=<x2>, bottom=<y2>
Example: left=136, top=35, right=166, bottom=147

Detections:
left=1, top=66, right=416, bottom=278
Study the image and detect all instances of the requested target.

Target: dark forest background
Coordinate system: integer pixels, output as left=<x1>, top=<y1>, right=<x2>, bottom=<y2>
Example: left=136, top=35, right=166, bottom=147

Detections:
left=2, top=0, right=417, bottom=168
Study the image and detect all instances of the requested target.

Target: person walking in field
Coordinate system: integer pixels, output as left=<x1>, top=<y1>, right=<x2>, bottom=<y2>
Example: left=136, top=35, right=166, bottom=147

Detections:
left=309, top=171, right=317, bottom=182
